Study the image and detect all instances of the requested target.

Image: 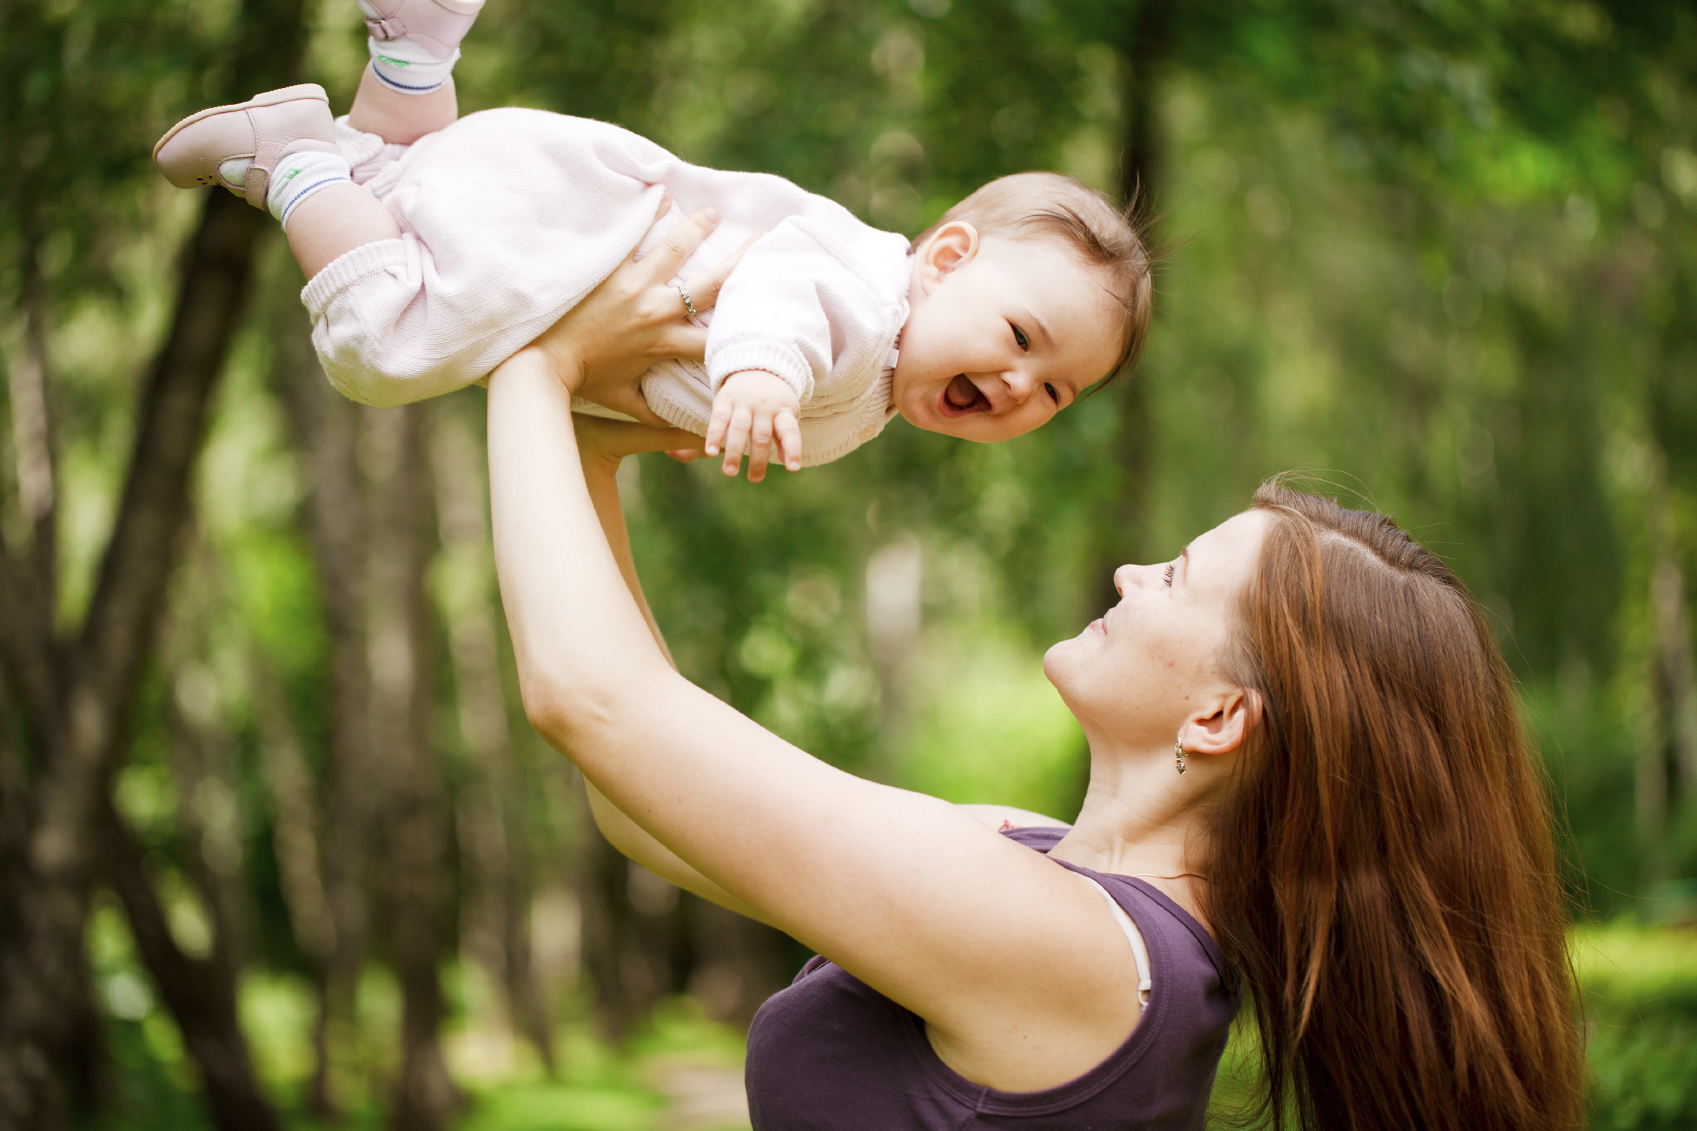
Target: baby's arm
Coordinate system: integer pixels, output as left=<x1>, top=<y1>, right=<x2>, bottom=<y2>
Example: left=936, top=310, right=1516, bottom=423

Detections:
left=705, top=371, right=804, bottom=482
left=704, top=219, right=867, bottom=479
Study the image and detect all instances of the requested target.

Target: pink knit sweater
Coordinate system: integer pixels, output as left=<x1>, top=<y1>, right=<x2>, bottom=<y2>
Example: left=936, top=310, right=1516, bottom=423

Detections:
left=302, top=108, right=914, bottom=466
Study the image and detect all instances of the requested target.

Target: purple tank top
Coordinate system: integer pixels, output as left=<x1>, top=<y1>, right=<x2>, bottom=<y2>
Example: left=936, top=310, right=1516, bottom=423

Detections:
left=744, top=826, right=1236, bottom=1130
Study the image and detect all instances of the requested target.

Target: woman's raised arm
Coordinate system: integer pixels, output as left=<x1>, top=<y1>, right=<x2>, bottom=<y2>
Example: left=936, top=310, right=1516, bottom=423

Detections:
left=487, top=354, right=1143, bottom=1091
left=487, top=205, right=1142, bottom=1093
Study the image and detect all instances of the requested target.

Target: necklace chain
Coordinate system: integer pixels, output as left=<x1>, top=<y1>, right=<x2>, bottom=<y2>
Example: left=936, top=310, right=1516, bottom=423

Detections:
left=1128, top=872, right=1210, bottom=882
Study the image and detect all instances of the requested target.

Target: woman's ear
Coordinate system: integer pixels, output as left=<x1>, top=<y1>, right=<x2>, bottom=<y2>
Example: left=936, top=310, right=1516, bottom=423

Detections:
left=915, top=222, right=979, bottom=295
left=1180, top=686, right=1261, bottom=758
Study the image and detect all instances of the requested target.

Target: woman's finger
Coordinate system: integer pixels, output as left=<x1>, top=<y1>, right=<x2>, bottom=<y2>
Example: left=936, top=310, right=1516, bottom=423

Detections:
left=643, top=205, right=720, bottom=285
left=572, top=414, right=700, bottom=458
left=682, top=230, right=761, bottom=313
left=655, top=325, right=709, bottom=367
left=592, top=387, right=671, bottom=429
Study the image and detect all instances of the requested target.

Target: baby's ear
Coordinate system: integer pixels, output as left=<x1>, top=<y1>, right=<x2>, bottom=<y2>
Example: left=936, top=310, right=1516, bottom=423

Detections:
left=919, top=221, right=979, bottom=286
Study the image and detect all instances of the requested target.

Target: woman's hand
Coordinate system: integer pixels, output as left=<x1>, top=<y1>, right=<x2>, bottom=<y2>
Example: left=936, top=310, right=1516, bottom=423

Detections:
left=574, top=414, right=702, bottom=478
left=528, top=200, right=756, bottom=426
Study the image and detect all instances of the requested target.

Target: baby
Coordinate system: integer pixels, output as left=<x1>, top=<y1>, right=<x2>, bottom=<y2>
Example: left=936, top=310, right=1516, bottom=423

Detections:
left=153, top=0, right=1150, bottom=479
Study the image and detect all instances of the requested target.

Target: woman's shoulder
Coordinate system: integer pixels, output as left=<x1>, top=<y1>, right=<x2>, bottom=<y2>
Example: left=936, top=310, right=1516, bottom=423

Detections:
left=977, top=811, right=1233, bottom=995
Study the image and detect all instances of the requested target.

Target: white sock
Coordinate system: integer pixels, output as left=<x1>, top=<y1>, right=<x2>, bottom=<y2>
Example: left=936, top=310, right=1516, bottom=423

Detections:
left=356, top=0, right=482, bottom=94
left=267, top=150, right=353, bottom=230
left=366, top=35, right=460, bottom=95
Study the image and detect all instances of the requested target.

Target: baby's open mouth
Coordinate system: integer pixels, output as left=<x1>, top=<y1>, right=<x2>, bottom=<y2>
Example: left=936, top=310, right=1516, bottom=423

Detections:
left=939, top=374, right=989, bottom=416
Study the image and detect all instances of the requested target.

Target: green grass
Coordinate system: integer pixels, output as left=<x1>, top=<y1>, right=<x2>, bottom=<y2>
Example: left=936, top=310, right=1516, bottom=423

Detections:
left=1573, top=924, right=1697, bottom=1131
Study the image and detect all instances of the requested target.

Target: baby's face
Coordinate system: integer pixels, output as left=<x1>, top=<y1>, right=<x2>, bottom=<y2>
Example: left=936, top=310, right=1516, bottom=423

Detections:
left=892, top=228, right=1125, bottom=443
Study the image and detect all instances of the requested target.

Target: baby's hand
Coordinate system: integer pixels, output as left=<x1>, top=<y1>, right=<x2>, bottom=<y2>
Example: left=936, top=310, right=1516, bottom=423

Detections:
left=705, top=371, right=803, bottom=482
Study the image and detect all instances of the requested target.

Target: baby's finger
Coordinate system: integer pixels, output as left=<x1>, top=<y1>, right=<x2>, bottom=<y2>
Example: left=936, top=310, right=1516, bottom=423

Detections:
left=682, top=230, right=762, bottom=314
left=775, top=410, right=804, bottom=472
left=747, top=412, right=775, bottom=483
left=646, top=206, right=720, bottom=286
left=705, top=398, right=733, bottom=457
left=721, top=406, right=752, bottom=477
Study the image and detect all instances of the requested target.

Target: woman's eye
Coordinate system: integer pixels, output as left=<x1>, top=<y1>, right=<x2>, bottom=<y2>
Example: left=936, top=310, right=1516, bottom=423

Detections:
left=1163, top=564, right=1175, bottom=587
left=1044, top=382, right=1060, bottom=405
left=1011, top=324, right=1029, bottom=350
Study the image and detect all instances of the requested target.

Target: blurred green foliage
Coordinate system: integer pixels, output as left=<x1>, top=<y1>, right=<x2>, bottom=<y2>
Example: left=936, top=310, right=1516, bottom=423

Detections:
left=5, top=0, right=1697, bottom=1125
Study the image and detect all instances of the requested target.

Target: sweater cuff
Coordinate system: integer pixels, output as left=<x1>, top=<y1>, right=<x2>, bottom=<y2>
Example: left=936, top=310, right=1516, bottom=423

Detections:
left=707, top=340, right=817, bottom=404
left=301, top=238, right=409, bottom=319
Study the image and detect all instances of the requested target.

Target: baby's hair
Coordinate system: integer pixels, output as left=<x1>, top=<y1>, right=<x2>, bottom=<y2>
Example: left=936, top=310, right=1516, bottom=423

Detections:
left=912, top=172, right=1152, bottom=386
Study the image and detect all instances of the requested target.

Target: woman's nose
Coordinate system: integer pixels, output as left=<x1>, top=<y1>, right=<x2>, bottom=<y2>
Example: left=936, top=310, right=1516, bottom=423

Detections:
left=1113, top=562, right=1160, bottom=596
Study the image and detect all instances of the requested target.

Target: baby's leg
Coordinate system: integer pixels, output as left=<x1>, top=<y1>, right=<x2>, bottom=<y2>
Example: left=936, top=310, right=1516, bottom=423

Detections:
left=285, top=183, right=402, bottom=280
left=291, top=0, right=490, bottom=273
left=154, top=2, right=484, bottom=280
left=347, top=65, right=457, bottom=146
left=347, top=0, right=482, bottom=143
left=154, top=87, right=399, bottom=282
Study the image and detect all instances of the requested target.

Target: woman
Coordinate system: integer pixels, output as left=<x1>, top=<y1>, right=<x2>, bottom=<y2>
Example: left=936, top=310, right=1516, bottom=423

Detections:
left=487, top=208, right=1584, bottom=1129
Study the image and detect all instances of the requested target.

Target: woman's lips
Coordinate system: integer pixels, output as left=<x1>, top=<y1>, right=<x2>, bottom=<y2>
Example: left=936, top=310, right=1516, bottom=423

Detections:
left=938, top=375, right=989, bottom=417
left=1088, top=617, right=1106, bottom=635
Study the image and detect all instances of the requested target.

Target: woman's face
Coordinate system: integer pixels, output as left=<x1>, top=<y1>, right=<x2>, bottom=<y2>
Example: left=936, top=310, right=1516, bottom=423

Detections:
left=1044, top=510, right=1269, bottom=750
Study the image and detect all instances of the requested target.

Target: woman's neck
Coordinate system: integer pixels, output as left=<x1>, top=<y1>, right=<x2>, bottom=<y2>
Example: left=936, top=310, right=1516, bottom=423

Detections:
left=1047, top=745, right=1217, bottom=928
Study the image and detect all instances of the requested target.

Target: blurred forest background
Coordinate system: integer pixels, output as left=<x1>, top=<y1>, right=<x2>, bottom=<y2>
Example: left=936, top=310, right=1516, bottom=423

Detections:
left=2, top=0, right=1695, bottom=1128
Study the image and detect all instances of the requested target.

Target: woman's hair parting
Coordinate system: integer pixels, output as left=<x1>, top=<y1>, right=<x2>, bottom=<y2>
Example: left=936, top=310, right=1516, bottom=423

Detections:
left=912, top=172, right=1152, bottom=384
left=1200, top=482, right=1584, bottom=1131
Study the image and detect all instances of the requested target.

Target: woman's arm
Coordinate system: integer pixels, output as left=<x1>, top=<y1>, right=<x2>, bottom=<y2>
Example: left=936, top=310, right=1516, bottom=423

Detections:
left=572, top=422, right=1068, bottom=918
left=489, top=353, right=1134, bottom=1066
left=492, top=207, right=1138, bottom=1092
left=571, top=416, right=769, bottom=922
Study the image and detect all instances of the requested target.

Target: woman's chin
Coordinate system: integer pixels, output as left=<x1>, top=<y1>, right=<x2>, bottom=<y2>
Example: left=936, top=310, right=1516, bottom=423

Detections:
left=1041, top=640, right=1078, bottom=683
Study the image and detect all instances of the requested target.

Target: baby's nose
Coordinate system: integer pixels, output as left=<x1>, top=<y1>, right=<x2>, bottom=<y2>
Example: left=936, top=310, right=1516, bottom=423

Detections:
left=1002, top=369, right=1035, bottom=401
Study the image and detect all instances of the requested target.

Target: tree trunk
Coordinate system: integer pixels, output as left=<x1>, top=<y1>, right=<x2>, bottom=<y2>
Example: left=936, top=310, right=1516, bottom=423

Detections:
left=251, top=654, right=338, bottom=969
left=576, top=785, right=706, bottom=1045
left=686, top=900, right=788, bottom=1030
left=1644, top=453, right=1694, bottom=886
left=365, top=403, right=460, bottom=1131
left=96, top=575, right=286, bottom=1131
left=0, top=0, right=309, bottom=1122
left=102, top=802, right=283, bottom=1131
left=273, top=314, right=377, bottom=1120
left=0, top=185, right=268, bottom=1131
left=429, top=400, right=557, bottom=1072
left=1090, top=0, right=1171, bottom=611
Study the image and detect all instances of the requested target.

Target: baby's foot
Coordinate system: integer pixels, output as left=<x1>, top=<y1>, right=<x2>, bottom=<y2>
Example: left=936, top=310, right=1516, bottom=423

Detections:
left=360, top=0, right=485, bottom=94
left=152, top=86, right=347, bottom=225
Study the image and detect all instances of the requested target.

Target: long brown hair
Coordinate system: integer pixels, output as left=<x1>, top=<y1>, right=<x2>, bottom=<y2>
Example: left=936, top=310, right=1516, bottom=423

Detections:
left=1200, top=483, right=1584, bottom=1130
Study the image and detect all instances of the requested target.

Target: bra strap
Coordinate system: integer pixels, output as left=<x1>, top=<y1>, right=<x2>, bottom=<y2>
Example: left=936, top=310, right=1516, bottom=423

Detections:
left=1078, top=876, right=1152, bottom=1005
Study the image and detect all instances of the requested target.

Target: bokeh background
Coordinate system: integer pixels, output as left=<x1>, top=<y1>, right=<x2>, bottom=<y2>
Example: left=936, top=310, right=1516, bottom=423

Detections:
left=2, top=0, right=1695, bottom=1127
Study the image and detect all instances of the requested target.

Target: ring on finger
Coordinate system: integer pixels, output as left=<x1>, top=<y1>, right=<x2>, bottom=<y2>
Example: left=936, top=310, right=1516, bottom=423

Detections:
left=674, top=282, right=698, bottom=318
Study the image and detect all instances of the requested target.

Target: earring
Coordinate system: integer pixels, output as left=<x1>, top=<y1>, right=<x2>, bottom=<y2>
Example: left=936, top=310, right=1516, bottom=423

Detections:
left=1174, top=737, right=1187, bottom=775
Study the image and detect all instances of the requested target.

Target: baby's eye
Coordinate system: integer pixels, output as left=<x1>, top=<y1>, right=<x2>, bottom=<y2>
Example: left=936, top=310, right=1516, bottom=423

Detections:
left=1163, top=563, right=1175, bottom=587
left=1011, top=323, right=1029, bottom=351
left=1044, top=382, right=1060, bottom=405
